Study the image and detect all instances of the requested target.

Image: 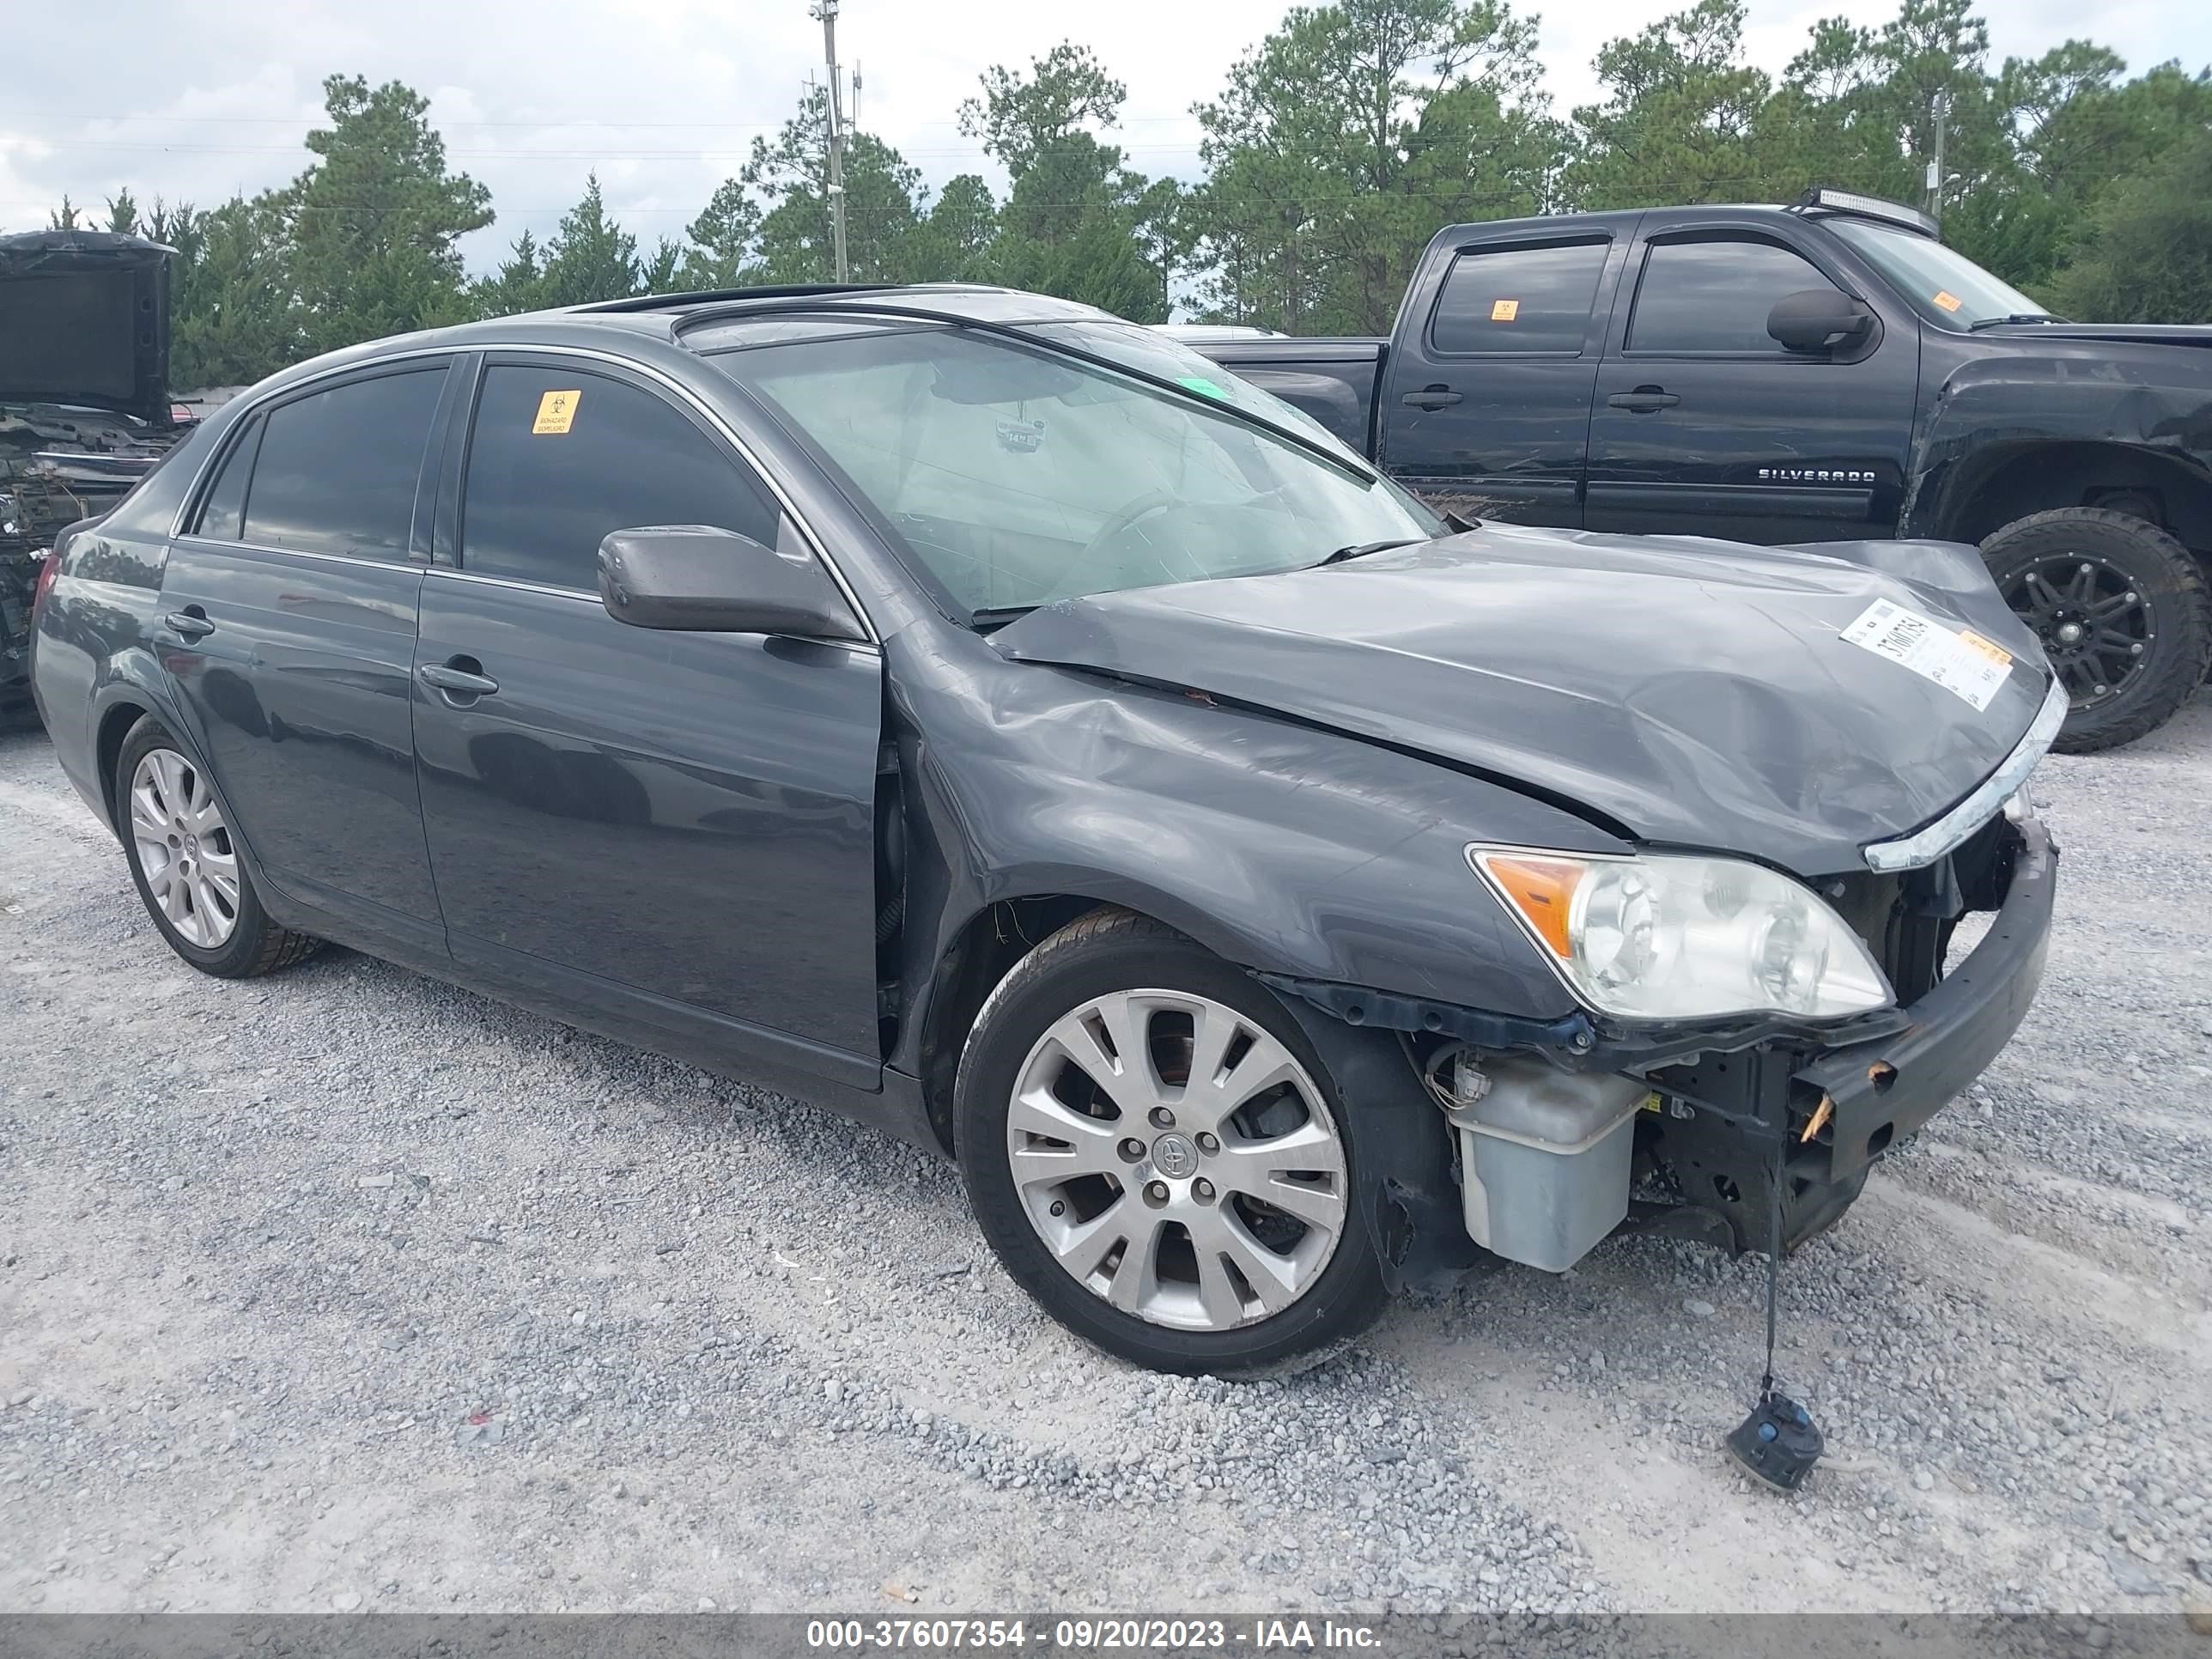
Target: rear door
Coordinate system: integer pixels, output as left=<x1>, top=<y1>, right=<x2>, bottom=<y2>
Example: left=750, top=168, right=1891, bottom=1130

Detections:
left=1377, top=226, right=1632, bottom=526
left=1584, top=221, right=1918, bottom=542
left=410, top=354, right=885, bottom=1083
left=158, top=360, right=449, bottom=950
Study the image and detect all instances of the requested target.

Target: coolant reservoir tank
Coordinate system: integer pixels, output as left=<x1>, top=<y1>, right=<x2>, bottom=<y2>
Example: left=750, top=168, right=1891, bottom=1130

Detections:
left=1449, top=1056, right=1646, bottom=1273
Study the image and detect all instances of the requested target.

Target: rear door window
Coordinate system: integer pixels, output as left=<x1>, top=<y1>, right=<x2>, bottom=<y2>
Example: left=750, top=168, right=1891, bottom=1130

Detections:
left=1627, top=239, right=1842, bottom=354
left=240, top=368, right=447, bottom=560
left=458, top=363, right=778, bottom=591
left=1430, top=240, right=1610, bottom=356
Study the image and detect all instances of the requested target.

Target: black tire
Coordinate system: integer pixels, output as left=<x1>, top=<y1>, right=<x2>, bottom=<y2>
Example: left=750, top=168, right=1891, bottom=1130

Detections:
left=955, top=907, right=1389, bottom=1375
left=1982, top=507, right=2212, bottom=753
left=114, top=716, right=323, bottom=978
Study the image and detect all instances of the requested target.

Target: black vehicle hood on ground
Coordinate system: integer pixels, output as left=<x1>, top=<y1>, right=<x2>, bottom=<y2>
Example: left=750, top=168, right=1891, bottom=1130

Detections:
left=993, top=523, right=2051, bottom=877
left=0, top=230, right=173, bottom=425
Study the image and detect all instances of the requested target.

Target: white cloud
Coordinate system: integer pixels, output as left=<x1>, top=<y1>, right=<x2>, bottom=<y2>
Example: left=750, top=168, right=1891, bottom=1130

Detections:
left=3, top=0, right=2205, bottom=270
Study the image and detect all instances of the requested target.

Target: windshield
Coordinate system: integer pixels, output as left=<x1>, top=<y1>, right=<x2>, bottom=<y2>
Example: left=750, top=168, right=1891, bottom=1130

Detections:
left=720, top=324, right=1440, bottom=621
left=1824, top=217, right=2051, bottom=330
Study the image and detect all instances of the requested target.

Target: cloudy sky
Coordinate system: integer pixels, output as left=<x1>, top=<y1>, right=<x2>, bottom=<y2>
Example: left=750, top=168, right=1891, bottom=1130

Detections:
left=5, top=0, right=2207, bottom=273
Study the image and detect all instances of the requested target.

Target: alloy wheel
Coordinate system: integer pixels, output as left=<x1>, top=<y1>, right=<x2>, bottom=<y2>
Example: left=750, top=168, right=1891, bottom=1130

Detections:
left=2000, top=551, right=2155, bottom=709
left=1005, top=988, right=1349, bottom=1333
left=129, top=749, right=240, bottom=949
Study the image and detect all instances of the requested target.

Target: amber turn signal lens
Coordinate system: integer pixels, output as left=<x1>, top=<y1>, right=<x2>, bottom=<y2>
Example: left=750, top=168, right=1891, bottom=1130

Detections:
left=1475, top=853, right=1587, bottom=958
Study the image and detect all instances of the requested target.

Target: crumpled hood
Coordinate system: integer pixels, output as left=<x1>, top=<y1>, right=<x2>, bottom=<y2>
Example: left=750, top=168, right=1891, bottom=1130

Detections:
left=993, top=522, right=2052, bottom=876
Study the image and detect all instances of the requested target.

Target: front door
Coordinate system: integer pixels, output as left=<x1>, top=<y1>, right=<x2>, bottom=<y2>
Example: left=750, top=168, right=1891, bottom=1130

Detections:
left=410, top=356, right=885, bottom=1079
left=158, top=362, right=448, bottom=948
left=1585, top=230, right=1917, bottom=543
left=1378, top=228, right=1630, bottom=526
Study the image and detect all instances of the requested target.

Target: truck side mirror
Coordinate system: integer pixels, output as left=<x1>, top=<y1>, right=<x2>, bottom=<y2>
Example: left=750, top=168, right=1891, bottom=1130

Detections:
left=1766, top=289, right=1877, bottom=355
left=597, top=524, right=865, bottom=640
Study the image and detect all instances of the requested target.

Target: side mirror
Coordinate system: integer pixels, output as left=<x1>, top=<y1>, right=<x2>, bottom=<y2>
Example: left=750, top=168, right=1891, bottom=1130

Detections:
left=597, top=524, right=864, bottom=639
left=1766, top=289, right=1877, bottom=355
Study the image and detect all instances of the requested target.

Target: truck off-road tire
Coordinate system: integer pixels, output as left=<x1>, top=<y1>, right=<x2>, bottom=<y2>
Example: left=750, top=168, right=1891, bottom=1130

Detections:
left=955, top=907, right=1389, bottom=1375
left=1982, top=507, right=2212, bottom=753
left=114, top=716, right=324, bottom=978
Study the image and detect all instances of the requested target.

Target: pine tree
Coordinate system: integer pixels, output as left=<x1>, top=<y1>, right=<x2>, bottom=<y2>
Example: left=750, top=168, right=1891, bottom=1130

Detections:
left=538, top=174, right=641, bottom=306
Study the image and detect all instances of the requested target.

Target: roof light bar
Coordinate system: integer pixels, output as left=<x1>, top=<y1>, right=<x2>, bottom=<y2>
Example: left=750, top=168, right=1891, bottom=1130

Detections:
left=1798, top=187, right=1939, bottom=239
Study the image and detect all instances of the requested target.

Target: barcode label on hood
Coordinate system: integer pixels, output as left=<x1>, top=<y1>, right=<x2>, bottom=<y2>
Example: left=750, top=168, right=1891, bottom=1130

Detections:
left=1840, top=599, right=2014, bottom=711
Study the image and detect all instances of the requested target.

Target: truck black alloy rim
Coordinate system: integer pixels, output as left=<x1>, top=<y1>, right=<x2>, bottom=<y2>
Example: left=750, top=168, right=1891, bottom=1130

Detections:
left=2000, top=552, right=2154, bottom=708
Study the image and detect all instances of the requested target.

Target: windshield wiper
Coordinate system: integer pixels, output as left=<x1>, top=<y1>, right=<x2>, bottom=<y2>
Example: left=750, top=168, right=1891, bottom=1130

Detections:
left=1968, top=313, right=2064, bottom=331
left=969, top=604, right=1038, bottom=630
left=1315, top=538, right=1424, bottom=568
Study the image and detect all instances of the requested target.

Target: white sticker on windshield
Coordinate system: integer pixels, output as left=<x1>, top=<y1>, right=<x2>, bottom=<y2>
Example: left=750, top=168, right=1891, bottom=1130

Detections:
left=1840, top=598, right=2014, bottom=712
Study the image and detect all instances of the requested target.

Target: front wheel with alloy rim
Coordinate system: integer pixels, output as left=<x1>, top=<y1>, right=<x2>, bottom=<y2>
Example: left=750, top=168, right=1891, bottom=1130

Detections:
left=114, top=715, right=323, bottom=978
left=956, top=908, right=1386, bottom=1374
left=1982, top=507, right=2212, bottom=753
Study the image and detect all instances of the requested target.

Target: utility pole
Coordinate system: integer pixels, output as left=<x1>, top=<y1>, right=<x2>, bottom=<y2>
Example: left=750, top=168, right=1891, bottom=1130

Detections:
left=1926, top=89, right=1948, bottom=228
left=814, top=0, right=849, bottom=283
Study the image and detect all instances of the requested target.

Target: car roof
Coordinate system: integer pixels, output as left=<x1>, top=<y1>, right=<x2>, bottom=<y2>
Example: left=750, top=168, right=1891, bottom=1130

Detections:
left=240, top=283, right=1130, bottom=398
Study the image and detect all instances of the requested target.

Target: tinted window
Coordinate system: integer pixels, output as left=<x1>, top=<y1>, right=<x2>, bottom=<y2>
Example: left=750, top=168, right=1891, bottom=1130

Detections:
left=194, top=416, right=259, bottom=541
left=1431, top=241, right=1608, bottom=355
left=460, top=365, right=777, bottom=590
left=1629, top=240, right=1841, bottom=354
left=240, top=369, right=445, bottom=560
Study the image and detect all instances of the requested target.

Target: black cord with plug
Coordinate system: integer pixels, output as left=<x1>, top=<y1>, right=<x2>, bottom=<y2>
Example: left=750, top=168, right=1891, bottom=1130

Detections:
left=1725, top=1133, right=1824, bottom=1492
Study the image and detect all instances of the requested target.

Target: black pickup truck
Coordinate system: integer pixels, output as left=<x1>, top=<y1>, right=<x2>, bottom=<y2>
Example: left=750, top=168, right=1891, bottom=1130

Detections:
left=1190, top=189, right=2212, bottom=751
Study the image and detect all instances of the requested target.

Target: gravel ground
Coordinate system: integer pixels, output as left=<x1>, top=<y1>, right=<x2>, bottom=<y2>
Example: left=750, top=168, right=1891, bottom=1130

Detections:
left=1, top=692, right=2209, bottom=1621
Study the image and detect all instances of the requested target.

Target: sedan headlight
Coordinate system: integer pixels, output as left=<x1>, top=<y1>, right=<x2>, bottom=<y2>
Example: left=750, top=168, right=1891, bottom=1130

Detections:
left=1467, top=846, right=1893, bottom=1020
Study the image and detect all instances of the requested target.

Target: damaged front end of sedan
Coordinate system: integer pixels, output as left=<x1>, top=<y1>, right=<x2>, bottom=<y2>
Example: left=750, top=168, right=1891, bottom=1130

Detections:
left=1268, top=774, right=2055, bottom=1288
left=988, top=522, right=2065, bottom=1297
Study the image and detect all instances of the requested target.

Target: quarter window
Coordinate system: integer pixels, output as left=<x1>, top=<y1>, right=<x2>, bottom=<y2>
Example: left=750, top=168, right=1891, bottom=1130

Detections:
left=1430, top=240, right=1609, bottom=356
left=240, top=368, right=446, bottom=560
left=459, top=365, right=777, bottom=591
left=193, top=415, right=260, bottom=542
left=1629, top=239, right=1843, bottom=354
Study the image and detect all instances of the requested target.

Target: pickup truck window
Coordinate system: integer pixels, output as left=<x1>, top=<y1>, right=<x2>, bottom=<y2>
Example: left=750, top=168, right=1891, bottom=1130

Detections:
left=728, top=326, right=1437, bottom=619
left=1822, top=217, right=2044, bottom=331
left=1431, top=240, right=1608, bottom=356
left=1627, top=238, right=1839, bottom=355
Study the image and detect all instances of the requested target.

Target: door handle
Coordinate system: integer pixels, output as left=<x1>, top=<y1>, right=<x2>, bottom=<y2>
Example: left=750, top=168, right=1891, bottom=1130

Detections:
left=418, top=660, right=500, bottom=699
left=1401, top=386, right=1463, bottom=410
left=161, top=607, right=215, bottom=641
left=1607, top=386, right=1680, bottom=412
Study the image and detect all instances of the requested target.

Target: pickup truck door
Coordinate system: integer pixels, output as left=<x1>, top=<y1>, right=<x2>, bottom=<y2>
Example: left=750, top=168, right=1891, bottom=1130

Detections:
left=1376, top=222, right=1636, bottom=526
left=1584, top=218, right=1917, bottom=543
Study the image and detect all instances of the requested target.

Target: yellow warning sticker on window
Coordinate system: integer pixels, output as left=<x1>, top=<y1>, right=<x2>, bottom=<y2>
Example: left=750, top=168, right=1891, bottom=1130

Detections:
left=1492, top=298, right=1521, bottom=322
left=1932, top=289, right=1963, bottom=313
left=532, top=389, right=582, bottom=434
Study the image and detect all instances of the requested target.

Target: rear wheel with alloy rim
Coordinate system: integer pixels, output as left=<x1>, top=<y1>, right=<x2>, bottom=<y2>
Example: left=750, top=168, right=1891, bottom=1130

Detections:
left=957, top=908, right=1386, bottom=1373
left=1983, top=507, right=2211, bottom=753
left=114, top=716, right=323, bottom=978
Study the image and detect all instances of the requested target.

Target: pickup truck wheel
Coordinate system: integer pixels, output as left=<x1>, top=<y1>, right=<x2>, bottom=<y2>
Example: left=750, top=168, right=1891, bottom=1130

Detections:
left=955, top=908, right=1387, bottom=1375
left=1982, top=507, right=2211, bottom=752
left=115, top=716, right=323, bottom=978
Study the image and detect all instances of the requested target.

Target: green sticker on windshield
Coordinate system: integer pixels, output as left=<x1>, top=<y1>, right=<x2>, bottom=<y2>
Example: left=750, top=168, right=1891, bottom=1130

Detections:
left=1176, top=374, right=1231, bottom=399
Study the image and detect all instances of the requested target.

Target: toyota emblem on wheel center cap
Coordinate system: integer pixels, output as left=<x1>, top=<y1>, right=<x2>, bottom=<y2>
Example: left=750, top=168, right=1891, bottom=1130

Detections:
left=1151, top=1133, right=1198, bottom=1180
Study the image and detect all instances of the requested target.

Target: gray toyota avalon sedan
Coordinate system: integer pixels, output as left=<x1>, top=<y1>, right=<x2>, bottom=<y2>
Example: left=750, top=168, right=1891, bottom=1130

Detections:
left=30, top=283, right=2060, bottom=1373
